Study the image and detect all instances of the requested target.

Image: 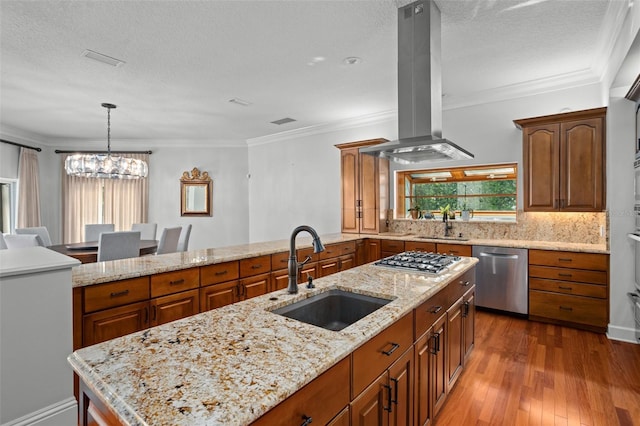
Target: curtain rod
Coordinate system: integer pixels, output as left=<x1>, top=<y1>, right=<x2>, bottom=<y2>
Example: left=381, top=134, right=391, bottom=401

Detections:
left=55, top=149, right=153, bottom=154
left=1, top=139, right=42, bottom=152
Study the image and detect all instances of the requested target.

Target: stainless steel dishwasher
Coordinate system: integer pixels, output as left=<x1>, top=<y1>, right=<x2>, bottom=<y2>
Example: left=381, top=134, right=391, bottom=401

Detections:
left=472, top=245, right=528, bottom=315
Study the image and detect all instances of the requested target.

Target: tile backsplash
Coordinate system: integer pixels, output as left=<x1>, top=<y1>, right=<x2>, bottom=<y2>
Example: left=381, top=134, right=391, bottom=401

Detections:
left=389, top=211, right=607, bottom=246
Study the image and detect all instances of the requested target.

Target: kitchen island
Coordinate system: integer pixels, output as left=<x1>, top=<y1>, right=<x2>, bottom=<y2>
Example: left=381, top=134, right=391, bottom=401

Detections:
left=69, top=253, right=478, bottom=425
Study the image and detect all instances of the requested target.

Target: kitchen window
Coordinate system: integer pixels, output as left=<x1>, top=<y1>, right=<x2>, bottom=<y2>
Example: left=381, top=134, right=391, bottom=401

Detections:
left=397, top=163, right=517, bottom=220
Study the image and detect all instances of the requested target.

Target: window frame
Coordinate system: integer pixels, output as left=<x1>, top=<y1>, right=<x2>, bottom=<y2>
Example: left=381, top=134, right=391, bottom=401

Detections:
left=397, top=163, right=518, bottom=219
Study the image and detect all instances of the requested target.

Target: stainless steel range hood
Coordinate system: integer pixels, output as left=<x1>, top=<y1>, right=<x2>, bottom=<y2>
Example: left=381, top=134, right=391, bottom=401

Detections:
left=361, top=0, right=474, bottom=164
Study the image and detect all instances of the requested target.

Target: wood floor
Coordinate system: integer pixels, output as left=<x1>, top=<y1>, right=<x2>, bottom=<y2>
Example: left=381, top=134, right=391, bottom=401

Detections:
left=435, top=310, right=640, bottom=426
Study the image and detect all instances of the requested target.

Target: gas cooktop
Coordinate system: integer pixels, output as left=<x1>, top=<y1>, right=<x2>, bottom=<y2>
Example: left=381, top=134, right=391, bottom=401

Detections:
left=374, top=251, right=460, bottom=274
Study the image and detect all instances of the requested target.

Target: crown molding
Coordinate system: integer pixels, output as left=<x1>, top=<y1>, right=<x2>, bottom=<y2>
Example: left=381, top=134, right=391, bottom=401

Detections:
left=246, top=110, right=396, bottom=146
left=49, top=138, right=246, bottom=150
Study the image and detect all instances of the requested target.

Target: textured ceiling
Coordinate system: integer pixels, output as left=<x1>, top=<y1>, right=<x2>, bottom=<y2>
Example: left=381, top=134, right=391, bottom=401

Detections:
left=0, top=0, right=629, bottom=148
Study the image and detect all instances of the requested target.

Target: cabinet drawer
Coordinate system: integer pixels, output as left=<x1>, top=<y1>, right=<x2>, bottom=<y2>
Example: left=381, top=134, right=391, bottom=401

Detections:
left=252, top=357, right=350, bottom=426
left=150, top=268, right=199, bottom=298
left=84, top=277, right=150, bottom=313
left=405, top=241, right=436, bottom=253
left=200, top=261, right=239, bottom=285
left=352, top=312, right=413, bottom=398
left=529, top=290, right=607, bottom=327
left=529, top=265, right=607, bottom=285
left=415, top=286, right=451, bottom=339
left=297, top=246, right=319, bottom=263
left=529, top=250, right=608, bottom=271
left=240, top=255, right=271, bottom=277
left=437, top=244, right=472, bottom=257
left=381, top=239, right=405, bottom=254
left=320, top=241, right=356, bottom=260
left=530, top=278, right=607, bottom=298
left=271, top=251, right=290, bottom=271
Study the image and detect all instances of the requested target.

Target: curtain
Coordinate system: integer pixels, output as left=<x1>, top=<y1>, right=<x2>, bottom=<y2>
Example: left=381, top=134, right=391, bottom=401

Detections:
left=62, top=153, right=150, bottom=243
left=17, top=148, right=41, bottom=227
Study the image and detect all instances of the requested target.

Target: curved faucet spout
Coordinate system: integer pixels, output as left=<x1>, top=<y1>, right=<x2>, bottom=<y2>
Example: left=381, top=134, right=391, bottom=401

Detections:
left=288, top=225, right=324, bottom=294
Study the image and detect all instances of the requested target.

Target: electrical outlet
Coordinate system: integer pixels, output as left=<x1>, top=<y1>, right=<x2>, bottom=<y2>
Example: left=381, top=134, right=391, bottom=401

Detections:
left=599, top=225, right=604, bottom=237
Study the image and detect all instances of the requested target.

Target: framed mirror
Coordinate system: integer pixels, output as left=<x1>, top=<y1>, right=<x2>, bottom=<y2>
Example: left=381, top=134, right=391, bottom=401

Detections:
left=180, top=167, right=212, bottom=216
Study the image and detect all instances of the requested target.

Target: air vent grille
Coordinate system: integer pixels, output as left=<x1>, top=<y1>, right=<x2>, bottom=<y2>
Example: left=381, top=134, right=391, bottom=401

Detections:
left=270, top=118, right=296, bottom=125
left=81, top=50, right=125, bottom=67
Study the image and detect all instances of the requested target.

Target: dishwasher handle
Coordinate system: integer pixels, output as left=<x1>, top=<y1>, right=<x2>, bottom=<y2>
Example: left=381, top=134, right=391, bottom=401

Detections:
left=478, top=252, right=519, bottom=260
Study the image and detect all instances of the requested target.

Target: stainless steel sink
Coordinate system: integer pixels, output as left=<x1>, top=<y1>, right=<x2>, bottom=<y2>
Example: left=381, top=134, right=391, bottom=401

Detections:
left=271, top=289, right=392, bottom=331
left=416, top=236, right=469, bottom=241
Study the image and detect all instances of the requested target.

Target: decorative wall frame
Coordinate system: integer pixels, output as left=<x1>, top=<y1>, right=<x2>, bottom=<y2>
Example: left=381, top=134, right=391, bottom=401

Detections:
left=180, top=167, right=212, bottom=217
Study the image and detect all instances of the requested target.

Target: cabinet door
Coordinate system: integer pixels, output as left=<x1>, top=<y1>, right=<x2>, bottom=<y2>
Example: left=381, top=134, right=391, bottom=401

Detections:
left=560, top=117, right=604, bottom=211
left=431, top=315, right=447, bottom=417
left=351, top=372, right=390, bottom=426
left=388, top=348, right=414, bottom=426
left=199, top=280, right=239, bottom=312
left=367, top=239, right=382, bottom=263
left=360, top=152, right=380, bottom=234
left=150, top=289, right=199, bottom=327
left=341, top=148, right=360, bottom=233
left=328, top=406, right=350, bottom=426
left=523, top=123, right=560, bottom=211
left=447, top=297, right=464, bottom=391
left=414, top=329, right=434, bottom=426
left=463, top=289, right=475, bottom=363
left=271, top=269, right=288, bottom=292
left=241, top=273, right=270, bottom=300
left=298, top=262, right=318, bottom=283
left=83, top=301, right=149, bottom=346
left=338, top=254, right=355, bottom=272
left=436, top=244, right=471, bottom=257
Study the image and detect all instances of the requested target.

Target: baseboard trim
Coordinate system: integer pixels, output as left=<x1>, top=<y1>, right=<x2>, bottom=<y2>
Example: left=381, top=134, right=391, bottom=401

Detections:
left=2, top=397, right=77, bottom=426
left=607, top=324, right=640, bottom=344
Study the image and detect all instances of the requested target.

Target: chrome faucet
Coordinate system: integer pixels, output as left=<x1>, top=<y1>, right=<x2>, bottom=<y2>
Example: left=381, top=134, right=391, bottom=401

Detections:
left=288, top=225, right=324, bottom=294
left=443, top=212, right=453, bottom=237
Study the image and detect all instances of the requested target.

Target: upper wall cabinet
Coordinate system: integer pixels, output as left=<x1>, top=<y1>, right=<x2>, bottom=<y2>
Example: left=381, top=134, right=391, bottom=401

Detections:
left=514, top=107, right=606, bottom=212
left=335, top=139, right=390, bottom=234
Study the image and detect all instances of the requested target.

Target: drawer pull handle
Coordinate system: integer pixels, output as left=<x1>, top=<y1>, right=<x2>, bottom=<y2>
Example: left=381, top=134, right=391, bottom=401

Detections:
left=460, top=280, right=471, bottom=287
left=429, top=334, right=438, bottom=355
left=390, top=377, right=399, bottom=404
left=382, top=342, right=400, bottom=356
left=251, top=264, right=262, bottom=269
left=152, top=305, right=157, bottom=321
left=462, top=301, right=470, bottom=317
left=110, top=290, right=129, bottom=298
left=558, top=273, right=572, bottom=278
left=559, top=306, right=573, bottom=311
left=214, top=270, right=228, bottom=276
left=169, top=279, right=185, bottom=285
left=558, top=286, right=573, bottom=291
left=300, top=415, right=313, bottom=426
left=429, top=306, right=442, bottom=314
left=383, top=384, right=393, bottom=412
left=558, top=258, right=572, bottom=262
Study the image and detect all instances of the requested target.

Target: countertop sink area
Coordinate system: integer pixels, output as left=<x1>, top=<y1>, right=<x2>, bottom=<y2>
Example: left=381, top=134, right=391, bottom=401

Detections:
left=270, top=288, right=393, bottom=331
left=416, top=235, right=470, bottom=241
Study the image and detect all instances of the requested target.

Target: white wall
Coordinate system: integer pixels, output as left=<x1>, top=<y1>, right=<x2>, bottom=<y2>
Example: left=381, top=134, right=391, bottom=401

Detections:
left=148, top=145, right=249, bottom=250
left=246, top=117, right=397, bottom=243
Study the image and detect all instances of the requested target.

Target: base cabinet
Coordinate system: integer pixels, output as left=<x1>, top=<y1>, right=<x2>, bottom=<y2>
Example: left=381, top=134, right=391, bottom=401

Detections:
left=83, top=301, right=149, bottom=347
left=446, top=298, right=464, bottom=391
left=150, top=289, right=199, bottom=327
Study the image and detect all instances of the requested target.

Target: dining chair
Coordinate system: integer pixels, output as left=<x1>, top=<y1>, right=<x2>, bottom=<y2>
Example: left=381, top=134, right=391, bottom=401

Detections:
left=4, top=234, right=43, bottom=249
left=0, top=234, right=8, bottom=250
left=177, top=224, right=192, bottom=252
left=85, top=224, right=115, bottom=242
left=15, top=226, right=52, bottom=246
left=156, top=227, right=182, bottom=255
left=97, top=231, right=141, bottom=262
left=131, top=223, right=157, bottom=240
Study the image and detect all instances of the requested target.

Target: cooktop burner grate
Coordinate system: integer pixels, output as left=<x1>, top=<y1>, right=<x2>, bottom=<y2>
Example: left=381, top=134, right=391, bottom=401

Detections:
left=374, top=251, right=460, bottom=274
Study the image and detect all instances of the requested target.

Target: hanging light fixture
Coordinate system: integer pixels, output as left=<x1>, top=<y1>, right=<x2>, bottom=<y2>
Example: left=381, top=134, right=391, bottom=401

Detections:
left=64, top=103, right=148, bottom=179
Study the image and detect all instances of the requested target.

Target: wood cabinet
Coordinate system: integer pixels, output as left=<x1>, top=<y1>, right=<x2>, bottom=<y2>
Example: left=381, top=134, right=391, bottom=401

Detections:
left=381, top=239, right=405, bottom=258
left=436, top=243, right=471, bottom=257
left=336, top=139, right=390, bottom=234
left=405, top=241, right=436, bottom=253
left=150, top=268, right=200, bottom=326
left=430, top=314, right=448, bottom=418
left=529, top=249, right=609, bottom=332
left=251, top=357, right=350, bottom=426
left=514, top=107, right=606, bottom=212
left=366, top=238, right=382, bottom=263
left=462, top=288, right=475, bottom=363
left=446, top=297, right=464, bottom=391
left=83, top=301, right=149, bottom=347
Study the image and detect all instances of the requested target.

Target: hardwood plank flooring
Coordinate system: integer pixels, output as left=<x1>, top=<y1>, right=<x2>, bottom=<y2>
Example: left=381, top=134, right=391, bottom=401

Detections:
left=436, top=311, right=640, bottom=426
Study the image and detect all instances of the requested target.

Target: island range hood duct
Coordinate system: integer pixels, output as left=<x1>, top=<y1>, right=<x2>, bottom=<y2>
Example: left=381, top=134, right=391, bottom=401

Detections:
left=361, top=0, right=474, bottom=164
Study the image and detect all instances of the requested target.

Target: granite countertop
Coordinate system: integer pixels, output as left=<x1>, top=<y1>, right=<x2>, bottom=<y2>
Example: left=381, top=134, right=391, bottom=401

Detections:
left=68, top=257, right=478, bottom=426
left=69, top=233, right=607, bottom=288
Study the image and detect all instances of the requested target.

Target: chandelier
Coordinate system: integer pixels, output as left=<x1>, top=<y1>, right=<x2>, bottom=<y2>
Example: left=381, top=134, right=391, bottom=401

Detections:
left=64, top=103, right=148, bottom=179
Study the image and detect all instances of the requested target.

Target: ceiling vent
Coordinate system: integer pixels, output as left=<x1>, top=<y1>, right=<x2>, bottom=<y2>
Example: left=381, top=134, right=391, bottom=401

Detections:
left=81, top=49, right=125, bottom=67
left=229, top=98, right=252, bottom=106
left=270, top=117, right=296, bottom=125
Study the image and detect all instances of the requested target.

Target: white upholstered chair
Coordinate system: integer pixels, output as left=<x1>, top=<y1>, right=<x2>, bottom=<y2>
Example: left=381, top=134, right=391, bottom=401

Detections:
left=131, top=223, right=157, bottom=240
left=85, top=224, right=115, bottom=242
left=156, top=227, right=182, bottom=255
left=177, top=224, right=192, bottom=252
left=4, top=234, right=43, bottom=249
left=97, top=231, right=141, bottom=262
left=15, top=226, right=52, bottom=246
